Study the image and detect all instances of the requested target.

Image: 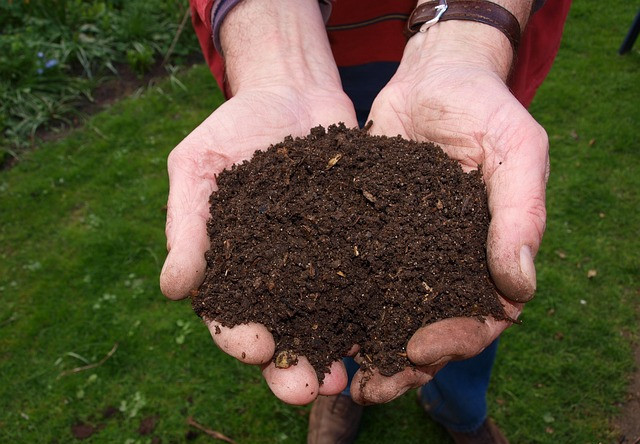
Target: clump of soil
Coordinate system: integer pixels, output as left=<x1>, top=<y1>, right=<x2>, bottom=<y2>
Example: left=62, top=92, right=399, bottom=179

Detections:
left=193, top=124, right=507, bottom=380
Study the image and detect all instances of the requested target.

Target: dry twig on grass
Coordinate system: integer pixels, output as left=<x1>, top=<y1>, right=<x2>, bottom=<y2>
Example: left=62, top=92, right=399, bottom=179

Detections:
left=57, top=343, right=118, bottom=379
left=187, top=416, right=237, bottom=443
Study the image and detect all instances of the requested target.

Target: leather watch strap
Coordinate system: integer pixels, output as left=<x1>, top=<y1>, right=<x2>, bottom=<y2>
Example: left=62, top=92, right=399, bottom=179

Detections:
left=406, top=0, right=521, bottom=54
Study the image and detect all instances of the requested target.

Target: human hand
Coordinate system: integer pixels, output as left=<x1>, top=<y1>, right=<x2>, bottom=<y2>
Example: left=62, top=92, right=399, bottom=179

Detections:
left=160, top=0, right=358, bottom=405
left=350, top=19, right=548, bottom=404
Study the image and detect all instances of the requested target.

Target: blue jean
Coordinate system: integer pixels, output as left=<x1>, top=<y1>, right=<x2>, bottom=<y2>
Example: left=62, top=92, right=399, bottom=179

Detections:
left=338, top=63, right=499, bottom=434
left=341, top=341, right=498, bottom=433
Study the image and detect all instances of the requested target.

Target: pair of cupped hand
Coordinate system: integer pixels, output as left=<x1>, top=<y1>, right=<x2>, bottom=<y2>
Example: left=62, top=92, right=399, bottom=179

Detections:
left=160, top=64, right=548, bottom=405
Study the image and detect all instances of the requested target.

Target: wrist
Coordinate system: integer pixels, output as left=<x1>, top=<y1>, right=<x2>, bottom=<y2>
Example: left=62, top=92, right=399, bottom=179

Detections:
left=405, top=20, right=514, bottom=80
left=415, top=0, right=532, bottom=28
left=406, top=0, right=534, bottom=81
left=220, top=0, right=342, bottom=95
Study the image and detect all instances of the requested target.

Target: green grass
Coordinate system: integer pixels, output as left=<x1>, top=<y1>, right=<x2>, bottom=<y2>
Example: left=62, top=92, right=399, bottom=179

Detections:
left=0, top=1, right=639, bottom=442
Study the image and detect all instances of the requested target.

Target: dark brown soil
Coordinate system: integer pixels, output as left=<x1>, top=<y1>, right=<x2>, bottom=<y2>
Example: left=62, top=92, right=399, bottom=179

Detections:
left=193, top=124, right=507, bottom=381
left=138, top=415, right=158, bottom=435
left=101, top=405, right=119, bottom=420
left=614, top=299, right=640, bottom=443
left=71, top=422, right=102, bottom=440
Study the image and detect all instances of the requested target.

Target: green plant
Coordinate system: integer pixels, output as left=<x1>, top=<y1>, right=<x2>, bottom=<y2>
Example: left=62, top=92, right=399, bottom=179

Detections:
left=126, top=42, right=154, bottom=76
left=0, top=0, right=200, bottom=155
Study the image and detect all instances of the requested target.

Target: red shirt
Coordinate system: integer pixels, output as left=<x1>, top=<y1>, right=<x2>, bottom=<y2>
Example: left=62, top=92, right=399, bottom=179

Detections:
left=189, top=0, right=571, bottom=107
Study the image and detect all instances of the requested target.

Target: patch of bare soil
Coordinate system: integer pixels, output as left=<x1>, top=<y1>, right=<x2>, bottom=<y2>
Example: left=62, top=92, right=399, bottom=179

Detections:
left=71, top=422, right=104, bottom=440
left=138, top=415, right=158, bottom=436
left=614, top=298, right=640, bottom=443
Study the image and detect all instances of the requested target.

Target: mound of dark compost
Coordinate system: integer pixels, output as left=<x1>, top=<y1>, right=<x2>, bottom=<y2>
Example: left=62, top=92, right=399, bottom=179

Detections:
left=193, top=124, right=507, bottom=381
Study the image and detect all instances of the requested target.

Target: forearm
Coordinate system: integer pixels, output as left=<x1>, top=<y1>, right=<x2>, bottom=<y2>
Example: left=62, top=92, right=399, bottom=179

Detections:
left=405, top=0, right=535, bottom=80
left=220, top=0, right=342, bottom=95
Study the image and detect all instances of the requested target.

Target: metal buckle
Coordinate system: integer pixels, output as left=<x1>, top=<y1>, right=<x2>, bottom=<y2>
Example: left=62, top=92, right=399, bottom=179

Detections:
left=419, top=0, right=448, bottom=33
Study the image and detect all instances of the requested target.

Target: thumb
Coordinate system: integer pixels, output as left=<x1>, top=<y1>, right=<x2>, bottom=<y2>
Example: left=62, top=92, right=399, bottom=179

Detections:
left=160, top=148, right=220, bottom=300
left=485, top=119, right=549, bottom=302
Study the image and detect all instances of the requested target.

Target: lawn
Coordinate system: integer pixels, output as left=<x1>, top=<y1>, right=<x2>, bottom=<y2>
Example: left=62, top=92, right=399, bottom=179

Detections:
left=0, top=1, right=638, bottom=443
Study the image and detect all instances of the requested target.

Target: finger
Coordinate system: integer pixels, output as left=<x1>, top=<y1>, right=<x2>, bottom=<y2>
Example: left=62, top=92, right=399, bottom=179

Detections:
left=262, top=356, right=320, bottom=405
left=209, top=320, right=347, bottom=397
left=350, top=366, right=439, bottom=405
left=206, top=320, right=275, bottom=364
left=160, top=212, right=210, bottom=300
left=160, top=139, right=233, bottom=299
left=406, top=298, right=522, bottom=366
left=484, top=115, right=549, bottom=302
left=317, top=360, right=348, bottom=396
left=407, top=318, right=494, bottom=366
left=160, top=153, right=215, bottom=299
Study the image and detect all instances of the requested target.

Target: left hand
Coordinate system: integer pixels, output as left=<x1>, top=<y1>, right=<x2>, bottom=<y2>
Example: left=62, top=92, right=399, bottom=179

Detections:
left=349, top=22, right=549, bottom=405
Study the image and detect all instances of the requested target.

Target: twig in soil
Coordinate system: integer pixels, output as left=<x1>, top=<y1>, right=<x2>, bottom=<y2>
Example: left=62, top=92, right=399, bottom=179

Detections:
left=57, top=343, right=118, bottom=379
left=506, top=315, right=523, bottom=325
left=187, top=416, right=237, bottom=443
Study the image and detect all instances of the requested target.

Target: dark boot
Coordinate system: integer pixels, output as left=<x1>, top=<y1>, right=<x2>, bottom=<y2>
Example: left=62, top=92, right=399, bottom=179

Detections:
left=417, top=388, right=509, bottom=444
left=307, top=394, right=364, bottom=444
left=446, top=418, right=509, bottom=444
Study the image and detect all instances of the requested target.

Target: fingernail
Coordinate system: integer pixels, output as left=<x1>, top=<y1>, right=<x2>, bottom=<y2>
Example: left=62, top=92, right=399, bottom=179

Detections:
left=519, top=245, right=536, bottom=291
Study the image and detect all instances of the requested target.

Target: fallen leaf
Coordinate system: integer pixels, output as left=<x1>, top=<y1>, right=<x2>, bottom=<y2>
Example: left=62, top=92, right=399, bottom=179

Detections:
left=598, top=212, right=605, bottom=218
left=587, top=269, right=597, bottom=279
left=555, top=250, right=567, bottom=259
left=588, top=138, right=596, bottom=146
left=570, top=129, right=579, bottom=140
left=543, top=412, right=555, bottom=423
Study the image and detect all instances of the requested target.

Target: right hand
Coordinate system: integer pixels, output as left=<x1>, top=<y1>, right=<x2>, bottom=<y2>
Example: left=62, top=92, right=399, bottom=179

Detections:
left=160, top=83, right=358, bottom=405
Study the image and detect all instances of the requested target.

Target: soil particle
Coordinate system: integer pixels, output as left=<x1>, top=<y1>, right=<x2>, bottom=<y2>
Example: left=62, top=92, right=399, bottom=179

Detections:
left=138, top=415, right=158, bottom=436
left=193, top=124, right=507, bottom=381
left=101, top=405, right=118, bottom=420
left=71, top=422, right=101, bottom=440
left=614, top=300, right=640, bottom=442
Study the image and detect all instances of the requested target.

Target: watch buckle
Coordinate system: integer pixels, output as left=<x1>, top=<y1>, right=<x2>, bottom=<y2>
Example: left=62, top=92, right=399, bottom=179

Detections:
left=419, top=0, right=448, bottom=33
